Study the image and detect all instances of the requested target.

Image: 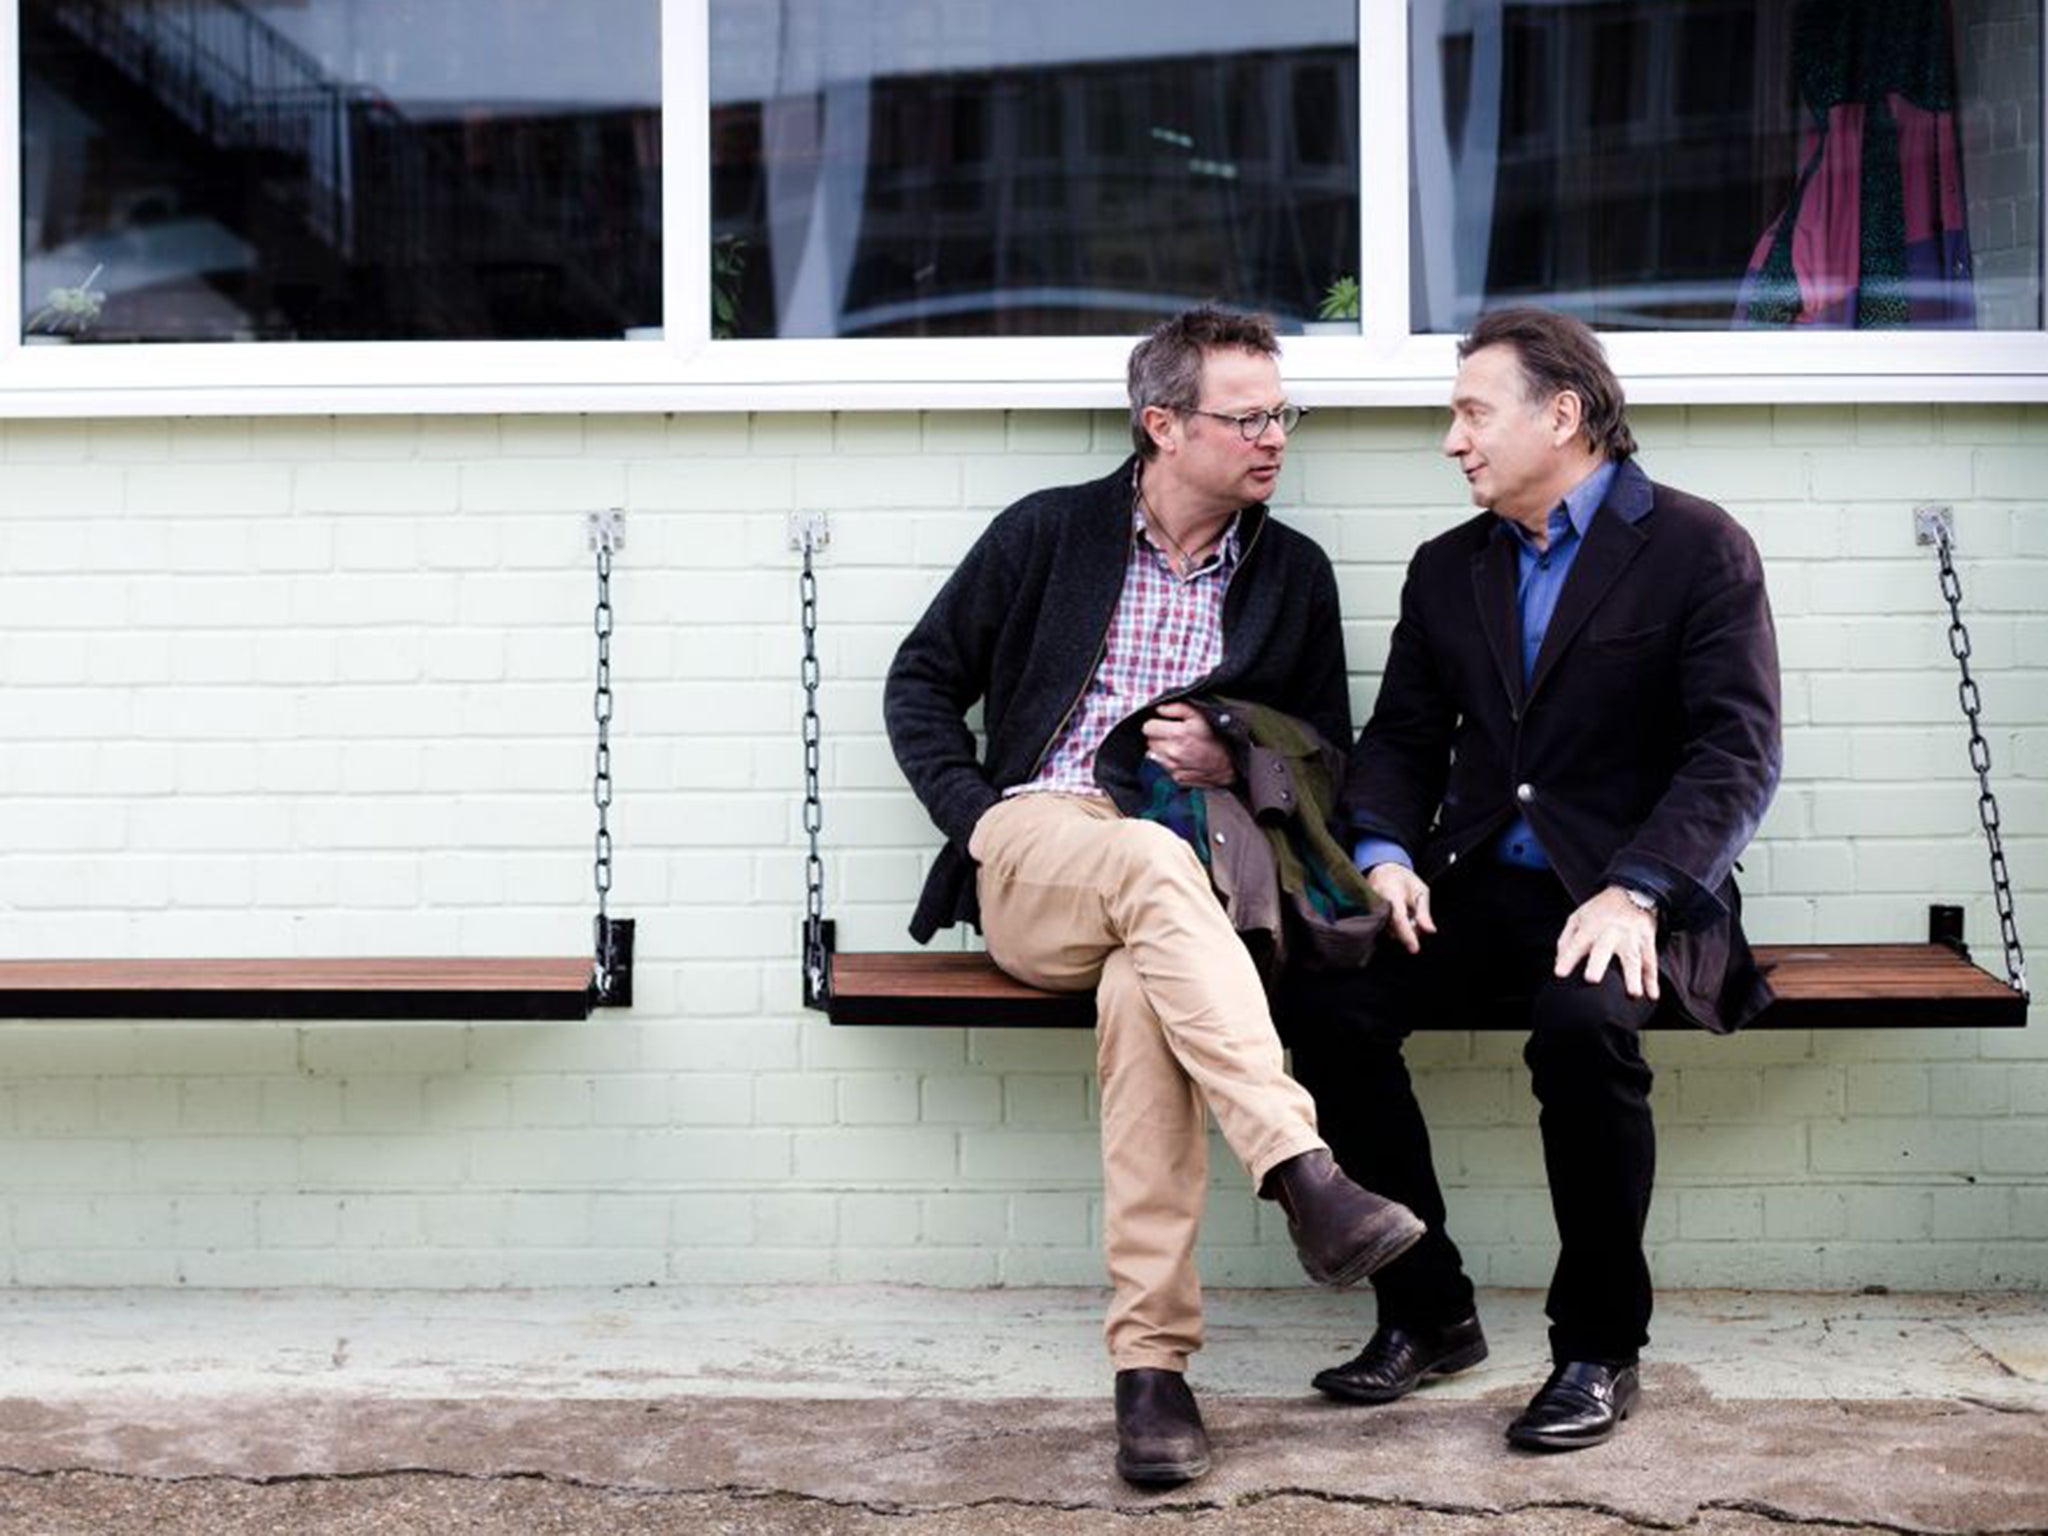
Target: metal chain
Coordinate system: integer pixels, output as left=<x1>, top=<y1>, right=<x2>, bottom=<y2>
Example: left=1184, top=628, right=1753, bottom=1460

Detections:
left=800, top=533, right=828, bottom=1004
left=1932, top=525, right=2027, bottom=997
left=592, top=539, right=617, bottom=990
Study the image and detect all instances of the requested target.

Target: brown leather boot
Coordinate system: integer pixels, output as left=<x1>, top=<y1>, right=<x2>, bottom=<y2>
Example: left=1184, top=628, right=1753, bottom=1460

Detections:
left=1113, top=1368, right=1211, bottom=1486
left=1260, top=1147, right=1426, bottom=1287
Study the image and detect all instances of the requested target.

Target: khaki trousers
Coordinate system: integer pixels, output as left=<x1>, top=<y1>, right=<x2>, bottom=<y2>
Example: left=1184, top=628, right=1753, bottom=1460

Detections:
left=969, top=793, right=1325, bottom=1371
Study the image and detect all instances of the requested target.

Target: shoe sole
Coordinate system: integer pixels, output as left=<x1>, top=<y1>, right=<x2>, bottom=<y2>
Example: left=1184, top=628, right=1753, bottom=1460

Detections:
left=1313, top=1338, right=1491, bottom=1403
left=1307, top=1208, right=1428, bottom=1289
left=1505, top=1396, right=1635, bottom=1452
left=1116, top=1453, right=1211, bottom=1487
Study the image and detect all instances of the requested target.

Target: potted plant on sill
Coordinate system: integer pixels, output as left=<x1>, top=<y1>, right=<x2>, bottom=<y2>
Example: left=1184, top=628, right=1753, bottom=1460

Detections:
left=1303, top=274, right=1358, bottom=335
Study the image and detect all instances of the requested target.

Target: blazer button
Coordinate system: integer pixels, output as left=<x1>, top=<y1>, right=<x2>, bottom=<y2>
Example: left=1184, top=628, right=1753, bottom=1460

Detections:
left=1515, top=782, right=1535, bottom=804
left=1213, top=831, right=1227, bottom=846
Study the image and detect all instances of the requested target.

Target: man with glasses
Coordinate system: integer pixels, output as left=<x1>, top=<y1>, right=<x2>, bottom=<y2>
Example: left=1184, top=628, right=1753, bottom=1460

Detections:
left=887, top=306, right=1421, bottom=1488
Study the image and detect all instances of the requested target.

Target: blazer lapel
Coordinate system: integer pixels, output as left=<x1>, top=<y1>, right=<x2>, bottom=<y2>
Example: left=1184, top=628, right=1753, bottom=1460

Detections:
left=1527, top=504, right=1647, bottom=702
left=1470, top=533, right=1523, bottom=712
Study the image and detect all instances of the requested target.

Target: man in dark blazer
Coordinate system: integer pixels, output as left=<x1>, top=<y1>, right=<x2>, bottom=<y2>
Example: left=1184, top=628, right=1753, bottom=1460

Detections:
left=1284, top=307, right=1781, bottom=1451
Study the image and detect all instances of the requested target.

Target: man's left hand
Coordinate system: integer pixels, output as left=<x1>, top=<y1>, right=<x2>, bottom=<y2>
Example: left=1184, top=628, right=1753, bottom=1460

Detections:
left=1142, top=702, right=1235, bottom=787
left=1554, top=885, right=1660, bottom=1000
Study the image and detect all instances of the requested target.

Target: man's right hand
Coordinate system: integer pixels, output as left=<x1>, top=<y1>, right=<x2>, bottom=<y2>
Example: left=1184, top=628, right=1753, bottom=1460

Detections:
left=1366, top=863, right=1435, bottom=953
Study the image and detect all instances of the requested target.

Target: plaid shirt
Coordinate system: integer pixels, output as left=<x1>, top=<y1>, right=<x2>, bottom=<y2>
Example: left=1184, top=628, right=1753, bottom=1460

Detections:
left=1011, top=501, right=1240, bottom=798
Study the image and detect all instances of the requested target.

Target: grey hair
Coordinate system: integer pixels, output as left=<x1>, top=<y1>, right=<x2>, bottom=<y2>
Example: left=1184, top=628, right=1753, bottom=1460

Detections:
left=1458, top=307, right=1637, bottom=461
left=1127, top=306, right=1281, bottom=459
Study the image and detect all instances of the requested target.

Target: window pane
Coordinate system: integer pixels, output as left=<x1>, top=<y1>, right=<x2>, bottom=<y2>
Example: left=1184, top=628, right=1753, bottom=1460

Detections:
left=709, top=1, right=1360, bottom=339
left=1410, top=0, right=2043, bottom=332
left=22, top=0, right=662, bottom=343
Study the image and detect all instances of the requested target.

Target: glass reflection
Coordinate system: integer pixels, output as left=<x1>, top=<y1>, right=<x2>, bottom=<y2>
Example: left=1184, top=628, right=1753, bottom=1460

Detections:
left=709, top=0, right=1361, bottom=338
left=1409, top=0, right=2041, bottom=332
left=21, top=0, right=662, bottom=343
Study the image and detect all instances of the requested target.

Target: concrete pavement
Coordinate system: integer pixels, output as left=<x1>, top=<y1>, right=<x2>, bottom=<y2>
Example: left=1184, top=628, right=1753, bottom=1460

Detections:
left=2, top=1285, right=2045, bottom=1533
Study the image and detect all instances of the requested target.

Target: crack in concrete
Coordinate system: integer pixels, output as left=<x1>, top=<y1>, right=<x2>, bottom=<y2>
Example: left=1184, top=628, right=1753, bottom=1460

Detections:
left=1955, top=1394, right=2042, bottom=1415
left=6, top=1467, right=2045, bottom=1535
left=1702, top=1497, right=2048, bottom=1536
left=1940, top=1322, right=2022, bottom=1381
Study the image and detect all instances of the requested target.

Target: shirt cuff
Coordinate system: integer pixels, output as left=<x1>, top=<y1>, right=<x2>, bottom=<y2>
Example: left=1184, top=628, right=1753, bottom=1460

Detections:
left=1353, top=838, right=1413, bottom=874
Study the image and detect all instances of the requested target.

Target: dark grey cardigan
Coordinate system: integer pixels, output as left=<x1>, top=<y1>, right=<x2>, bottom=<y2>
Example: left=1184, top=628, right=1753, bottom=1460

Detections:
left=884, top=457, right=1352, bottom=942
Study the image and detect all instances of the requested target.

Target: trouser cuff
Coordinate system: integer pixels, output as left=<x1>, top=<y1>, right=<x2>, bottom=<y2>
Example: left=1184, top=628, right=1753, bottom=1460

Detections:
left=1111, top=1347, right=1190, bottom=1373
left=1247, top=1128, right=1326, bottom=1192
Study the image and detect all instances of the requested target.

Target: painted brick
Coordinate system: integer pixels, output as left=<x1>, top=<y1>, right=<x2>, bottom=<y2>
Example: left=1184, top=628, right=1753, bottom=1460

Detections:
left=922, top=1193, right=1007, bottom=1246
left=920, top=1075, right=1003, bottom=1125
left=668, top=1248, right=836, bottom=1284
left=1842, top=1187, right=1936, bottom=1241
left=1674, top=1068, right=1764, bottom=1123
left=1845, top=1065, right=1933, bottom=1117
left=1982, top=1121, right=2048, bottom=1174
left=1412, top=1068, right=1517, bottom=1126
left=1929, top=1066, right=2013, bottom=1117
left=1010, top=1192, right=1093, bottom=1246
left=180, top=1079, right=266, bottom=1133
left=1759, top=1066, right=1846, bottom=1120
left=297, top=463, right=460, bottom=514
left=669, top=1075, right=754, bottom=1128
left=1855, top=404, right=1937, bottom=444
left=1811, top=1120, right=1981, bottom=1176
left=958, top=1129, right=1100, bottom=1184
left=792, top=1129, right=957, bottom=1183
left=840, top=1247, right=1000, bottom=1285
left=838, top=1073, right=922, bottom=1125
left=754, top=1192, right=838, bottom=1247
left=1003, top=1074, right=1090, bottom=1127
left=297, top=1136, right=463, bottom=1189
left=837, top=1192, right=923, bottom=1247
left=920, top=414, right=1009, bottom=454
left=0, top=404, right=2040, bottom=1293
left=1658, top=1123, right=1809, bottom=1178
left=1809, top=448, right=1973, bottom=501
left=797, top=457, right=960, bottom=509
left=1763, top=1187, right=1848, bottom=1239
left=1931, top=1186, right=2017, bottom=1240
left=1677, top=1190, right=1765, bottom=1241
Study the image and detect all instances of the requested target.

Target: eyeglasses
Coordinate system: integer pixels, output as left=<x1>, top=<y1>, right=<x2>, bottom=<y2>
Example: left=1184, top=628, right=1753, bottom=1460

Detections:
left=1183, top=404, right=1307, bottom=440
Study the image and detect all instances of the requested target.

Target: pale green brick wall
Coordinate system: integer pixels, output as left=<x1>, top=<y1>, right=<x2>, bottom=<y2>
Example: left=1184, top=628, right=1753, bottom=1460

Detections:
left=0, top=404, right=2042, bottom=1291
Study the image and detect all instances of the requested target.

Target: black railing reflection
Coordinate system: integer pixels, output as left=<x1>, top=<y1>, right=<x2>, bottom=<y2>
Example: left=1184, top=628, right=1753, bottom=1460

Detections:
left=36, top=0, right=656, bottom=338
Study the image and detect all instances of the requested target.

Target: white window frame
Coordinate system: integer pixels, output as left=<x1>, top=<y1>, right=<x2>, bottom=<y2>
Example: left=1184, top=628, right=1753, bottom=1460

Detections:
left=2, top=0, right=2043, bottom=417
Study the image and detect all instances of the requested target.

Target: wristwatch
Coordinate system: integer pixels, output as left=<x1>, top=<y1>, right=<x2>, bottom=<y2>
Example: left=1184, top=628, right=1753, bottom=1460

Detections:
left=1621, top=886, right=1659, bottom=915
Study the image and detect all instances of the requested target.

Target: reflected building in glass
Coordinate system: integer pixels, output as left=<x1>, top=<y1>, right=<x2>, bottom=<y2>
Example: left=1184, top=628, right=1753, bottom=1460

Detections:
left=709, top=2, right=1361, bottom=339
left=1409, top=0, right=2041, bottom=333
left=21, top=0, right=663, bottom=343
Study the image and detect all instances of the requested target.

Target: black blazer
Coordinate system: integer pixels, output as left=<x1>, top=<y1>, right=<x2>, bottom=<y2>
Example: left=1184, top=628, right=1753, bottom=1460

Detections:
left=1341, top=458, right=1782, bottom=1032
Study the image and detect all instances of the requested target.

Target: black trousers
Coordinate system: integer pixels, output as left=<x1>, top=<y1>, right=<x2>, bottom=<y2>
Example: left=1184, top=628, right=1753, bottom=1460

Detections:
left=1280, top=863, right=1658, bottom=1367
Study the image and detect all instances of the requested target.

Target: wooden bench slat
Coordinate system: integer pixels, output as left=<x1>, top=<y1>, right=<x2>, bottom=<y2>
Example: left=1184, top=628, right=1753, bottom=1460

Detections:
left=826, top=946, right=2028, bottom=1030
left=0, top=958, right=597, bottom=1021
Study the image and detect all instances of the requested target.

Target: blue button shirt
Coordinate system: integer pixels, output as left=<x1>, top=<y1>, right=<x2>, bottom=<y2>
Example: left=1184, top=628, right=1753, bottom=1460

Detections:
left=1356, top=459, right=1618, bottom=876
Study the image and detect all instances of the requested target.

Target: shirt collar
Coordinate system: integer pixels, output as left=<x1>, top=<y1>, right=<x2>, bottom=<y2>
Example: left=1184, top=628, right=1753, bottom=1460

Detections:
left=1130, top=479, right=1243, bottom=574
left=1496, top=457, right=1619, bottom=553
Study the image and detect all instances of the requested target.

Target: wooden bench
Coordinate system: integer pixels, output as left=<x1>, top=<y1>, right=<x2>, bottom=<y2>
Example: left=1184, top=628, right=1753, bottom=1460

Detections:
left=821, top=936, right=2027, bottom=1031
left=0, top=957, right=613, bottom=1021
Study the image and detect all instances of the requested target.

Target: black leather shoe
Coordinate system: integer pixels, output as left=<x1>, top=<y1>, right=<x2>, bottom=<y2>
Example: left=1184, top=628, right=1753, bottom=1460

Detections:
left=1505, top=1361, right=1640, bottom=1451
left=1114, top=1369, right=1211, bottom=1487
left=1260, top=1148, right=1426, bottom=1288
left=1313, top=1313, right=1488, bottom=1403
